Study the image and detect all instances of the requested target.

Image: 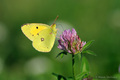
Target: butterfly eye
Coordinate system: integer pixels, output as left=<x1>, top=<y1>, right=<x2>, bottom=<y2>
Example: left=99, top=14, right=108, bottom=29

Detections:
left=36, top=27, right=38, bottom=29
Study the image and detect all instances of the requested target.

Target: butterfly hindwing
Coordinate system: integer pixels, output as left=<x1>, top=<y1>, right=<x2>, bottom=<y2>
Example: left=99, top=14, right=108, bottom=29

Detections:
left=32, top=29, right=56, bottom=52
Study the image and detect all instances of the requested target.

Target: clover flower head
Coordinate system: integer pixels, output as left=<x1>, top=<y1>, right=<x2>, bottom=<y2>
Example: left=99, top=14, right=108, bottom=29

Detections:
left=58, top=28, right=86, bottom=54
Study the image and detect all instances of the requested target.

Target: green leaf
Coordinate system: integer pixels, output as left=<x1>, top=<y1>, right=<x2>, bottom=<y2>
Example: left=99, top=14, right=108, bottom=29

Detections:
left=66, top=77, right=73, bottom=80
left=82, top=40, right=94, bottom=51
left=82, top=50, right=96, bottom=56
left=52, top=73, right=67, bottom=80
left=79, top=57, right=89, bottom=79
left=56, top=51, right=67, bottom=58
left=60, top=53, right=64, bottom=58
left=61, top=78, right=64, bottom=80
left=77, top=53, right=81, bottom=60
left=76, top=72, right=89, bottom=80
left=80, top=57, right=89, bottom=74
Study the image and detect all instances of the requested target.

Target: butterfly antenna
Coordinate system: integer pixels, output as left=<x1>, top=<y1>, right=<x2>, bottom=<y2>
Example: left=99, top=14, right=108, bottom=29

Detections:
left=53, top=15, right=59, bottom=24
left=51, top=15, right=59, bottom=27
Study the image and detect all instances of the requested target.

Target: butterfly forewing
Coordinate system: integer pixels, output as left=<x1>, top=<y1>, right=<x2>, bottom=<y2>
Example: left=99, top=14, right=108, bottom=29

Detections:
left=21, top=23, right=50, bottom=41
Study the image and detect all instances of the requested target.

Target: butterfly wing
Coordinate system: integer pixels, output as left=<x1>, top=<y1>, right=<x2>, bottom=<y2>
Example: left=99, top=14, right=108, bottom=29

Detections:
left=32, top=29, right=56, bottom=52
left=21, top=23, right=50, bottom=41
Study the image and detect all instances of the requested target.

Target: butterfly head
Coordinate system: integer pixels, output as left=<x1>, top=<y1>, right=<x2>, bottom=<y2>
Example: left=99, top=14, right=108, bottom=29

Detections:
left=51, top=24, right=57, bottom=35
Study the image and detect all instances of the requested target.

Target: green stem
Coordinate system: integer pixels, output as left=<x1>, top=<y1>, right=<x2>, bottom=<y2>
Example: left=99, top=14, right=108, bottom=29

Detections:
left=72, top=54, right=75, bottom=80
left=80, top=53, right=83, bottom=80
left=80, top=53, right=83, bottom=64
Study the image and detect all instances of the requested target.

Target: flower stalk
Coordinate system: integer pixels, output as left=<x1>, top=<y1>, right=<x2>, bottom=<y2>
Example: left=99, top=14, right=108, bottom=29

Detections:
left=72, top=54, right=75, bottom=80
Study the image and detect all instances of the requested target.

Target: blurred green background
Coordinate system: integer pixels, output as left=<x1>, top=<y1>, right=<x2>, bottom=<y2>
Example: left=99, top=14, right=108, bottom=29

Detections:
left=0, top=0, right=120, bottom=80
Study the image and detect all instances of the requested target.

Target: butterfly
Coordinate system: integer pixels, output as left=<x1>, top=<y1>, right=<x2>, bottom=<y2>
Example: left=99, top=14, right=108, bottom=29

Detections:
left=21, top=17, right=58, bottom=52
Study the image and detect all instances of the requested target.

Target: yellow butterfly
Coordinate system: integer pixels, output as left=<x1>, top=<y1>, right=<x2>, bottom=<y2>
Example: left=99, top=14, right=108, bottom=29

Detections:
left=21, top=17, right=58, bottom=52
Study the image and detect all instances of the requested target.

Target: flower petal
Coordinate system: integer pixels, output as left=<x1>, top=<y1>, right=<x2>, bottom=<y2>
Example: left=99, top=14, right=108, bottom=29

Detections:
left=72, top=28, right=76, bottom=36
left=81, top=41, right=86, bottom=47
left=60, top=35, right=64, bottom=41
left=58, top=40, right=65, bottom=50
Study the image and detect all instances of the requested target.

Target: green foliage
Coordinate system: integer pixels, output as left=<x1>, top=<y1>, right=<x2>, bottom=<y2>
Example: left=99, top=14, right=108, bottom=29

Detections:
left=56, top=51, right=67, bottom=58
left=80, top=57, right=89, bottom=73
left=66, top=77, right=73, bottom=80
left=77, top=53, right=81, bottom=60
left=114, top=73, right=120, bottom=80
left=52, top=73, right=73, bottom=80
left=82, top=50, right=96, bottom=56
left=76, top=72, right=89, bottom=80
left=82, top=40, right=94, bottom=52
left=74, top=56, right=90, bottom=80
left=52, top=73, right=67, bottom=80
left=80, top=57, right=89, bottom=79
